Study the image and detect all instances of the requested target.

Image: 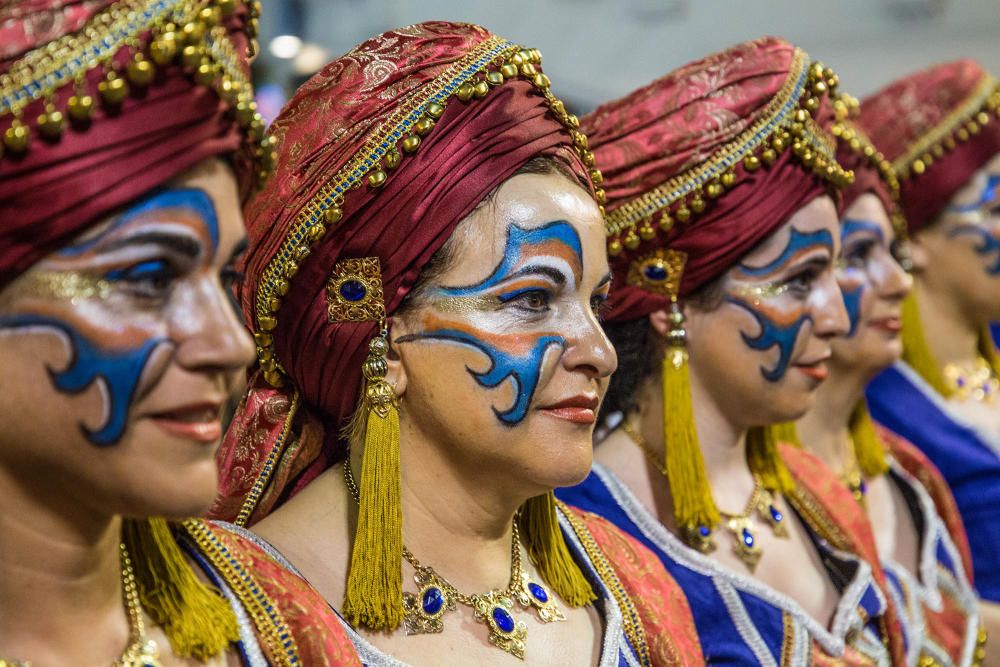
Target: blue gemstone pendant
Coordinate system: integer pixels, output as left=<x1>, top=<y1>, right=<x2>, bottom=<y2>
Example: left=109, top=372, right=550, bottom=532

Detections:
left=755, top=488, right=788, bottom=538
left=725, top=516, right=762, bottom=572
left=516, top=573, right=565, bottom=623
left=402, top=571, right=455, bottom=635
left=682, top=523, right=718, bottom=554
left=474, top=592, right=527, bottom=659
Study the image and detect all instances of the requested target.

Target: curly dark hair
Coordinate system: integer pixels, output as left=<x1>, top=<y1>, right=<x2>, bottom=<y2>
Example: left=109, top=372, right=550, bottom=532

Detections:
left=599, top=274, right=727, bottom=423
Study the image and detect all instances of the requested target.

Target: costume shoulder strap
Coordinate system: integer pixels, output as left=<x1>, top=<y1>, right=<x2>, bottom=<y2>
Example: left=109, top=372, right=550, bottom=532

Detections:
left=881, top=427, right=975, bottom=582
left=182, top=519, right=361, bottom=666
left=559, top=501, right=705, bottom=666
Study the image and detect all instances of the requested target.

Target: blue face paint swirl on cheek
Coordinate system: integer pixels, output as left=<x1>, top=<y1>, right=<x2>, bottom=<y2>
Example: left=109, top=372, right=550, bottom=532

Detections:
left=397, top=222, right=583, bottom=426
left=948, top=225, right=1000, bottom=276
left=841, top=284, right=864, bottom=337
left=725, top=298, right=812, bottom=382
left=58, top=188, right=220, bottom=257
left=401, top=327, right=565, bottom=425
left=0, top=315, right=165, bottom=445
left=839, top=219, right=884, bottom=336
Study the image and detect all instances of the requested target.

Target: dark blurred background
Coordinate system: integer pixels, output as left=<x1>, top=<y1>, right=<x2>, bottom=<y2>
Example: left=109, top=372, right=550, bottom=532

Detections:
left=250, top=0, right=1000, bottom=121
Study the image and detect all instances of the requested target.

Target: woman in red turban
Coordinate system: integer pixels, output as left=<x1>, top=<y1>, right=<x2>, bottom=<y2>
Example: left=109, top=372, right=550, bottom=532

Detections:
left=212, top=20, right=703, bottom=665
left=557, top=37, right=907, bottom=664
left=791, top=109, right=986, bottom=664
left=0, top=1, right=355, bottom=664
left=859, top=59, right=1000, bottom=648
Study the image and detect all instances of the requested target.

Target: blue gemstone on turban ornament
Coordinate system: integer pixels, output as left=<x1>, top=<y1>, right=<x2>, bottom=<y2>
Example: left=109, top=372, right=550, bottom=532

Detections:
left=643, top=263, right=668, bottom=282
left=339, top=279, right=367, bottom=302
left=422, top=587, right=444, bottom=615
left=699, top=525, right=711, bottom=537
left=492, top=606, right=516, bottom=634
left=528, top=582, right=548, bottom=603
left=742, top=528, right=755, bottom=547
left=769, top=505, right=783, bottom=523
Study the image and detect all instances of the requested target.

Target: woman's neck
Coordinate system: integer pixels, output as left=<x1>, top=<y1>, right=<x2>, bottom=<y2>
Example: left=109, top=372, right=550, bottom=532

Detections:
left=916, top=278, right=982, bottom=366
left=634, top=373, right=756, bottom=513
left=376, top=425, right=526, bottom=594
left=0, top=467, right=125, bottom=656
left=795, top=362, right=868, bottom=471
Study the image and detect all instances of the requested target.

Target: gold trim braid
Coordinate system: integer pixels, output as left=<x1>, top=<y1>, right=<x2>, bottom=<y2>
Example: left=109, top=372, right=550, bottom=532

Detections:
left=892, top=74, right=1000, bottom=180
left=605, top=51, right=854, bottom=263
left=556, top=501, right=652, bottom=667
left=0, top=0, right=273, bottom=181
left=182, top=519, right=301, bottom=667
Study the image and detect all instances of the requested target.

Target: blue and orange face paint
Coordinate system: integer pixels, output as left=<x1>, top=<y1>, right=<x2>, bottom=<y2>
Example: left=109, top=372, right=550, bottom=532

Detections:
left=0, top=188, right=221, bottom=446
left=727, top=228, right=834, bottom=382
left=947, top=173, right=1000, bottom=276
left=396, top=221, right=585, bottom=426
left=838, top=218, right=886, bottom=337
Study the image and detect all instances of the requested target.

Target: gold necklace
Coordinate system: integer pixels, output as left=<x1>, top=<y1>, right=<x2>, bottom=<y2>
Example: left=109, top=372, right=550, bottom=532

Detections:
left=622, top=422, right=788, bottom=572
left=0, top=543, right=160, bottom=667
left=943, top=357, right=999, bottom=404
left=840, top=433, right=867, bottom=507
left=343, top=458, right=564, bottom=659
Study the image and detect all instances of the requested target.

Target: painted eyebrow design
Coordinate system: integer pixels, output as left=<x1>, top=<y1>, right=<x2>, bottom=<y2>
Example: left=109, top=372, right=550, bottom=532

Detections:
left=841, top=218, right=885, bottom=242
left=101, top=230, right=203, bottom=258
left=738, top=228, right=834, bottom=277
left=949, top=173, right=1000, bottom=213
left=501, top=264, right=567, bottom=287
left=595, top=272, right=612, bottom=289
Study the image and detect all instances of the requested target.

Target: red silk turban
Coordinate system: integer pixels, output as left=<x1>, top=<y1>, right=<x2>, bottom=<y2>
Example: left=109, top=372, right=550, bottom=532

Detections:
left=856, top=59, right=1000, bottom=234
left=0, top=0, right=264, bottom=288
left=583, top=36, right=853, bottom=322
left=212, top=22, right=602, bottom=524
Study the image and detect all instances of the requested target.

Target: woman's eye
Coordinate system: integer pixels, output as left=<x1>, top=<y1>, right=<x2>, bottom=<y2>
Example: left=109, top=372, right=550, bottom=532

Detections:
left=105, top=259, right=177, bottom=297
left=785, top=269, right=817, bottom=295
left=590, top=295, right=609, bottom=319
left=221, top=265, right=244, bottom=293
left=842, top=240, right=874, bottom=268
left=502, top=288, right=551, bottom=312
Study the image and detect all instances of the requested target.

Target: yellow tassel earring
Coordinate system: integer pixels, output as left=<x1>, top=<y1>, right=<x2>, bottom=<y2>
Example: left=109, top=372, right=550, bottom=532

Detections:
left=849, top=400, right=889, bottom=479
left=900, top=291, right=951, bottom=395
left=660, top=297, right=721, bottom=552
left=342, top=326, right=404, bottom=631
left=122, top=517, right=238, bottom=659
left=746, top=426, right=795, bottom=495
left=519, top=492, right=596, bottom=607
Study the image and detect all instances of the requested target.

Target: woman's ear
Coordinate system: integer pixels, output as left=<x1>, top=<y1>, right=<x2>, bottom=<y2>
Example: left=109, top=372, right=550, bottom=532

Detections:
left=907, top=233, right=930, bottom=275
left=648, top=308, right=670, bottom=337
left=387, top=319, right=409, bottom=398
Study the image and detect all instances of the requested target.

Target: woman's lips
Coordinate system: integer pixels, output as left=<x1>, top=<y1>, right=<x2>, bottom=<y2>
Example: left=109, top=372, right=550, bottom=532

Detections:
left=147, top=403, right=223, bottom=443
left=868, top=316, right=902, bottom=333
left=794, top=362, right=829, bottom=382
left=538, top=395, right=599, bottom=425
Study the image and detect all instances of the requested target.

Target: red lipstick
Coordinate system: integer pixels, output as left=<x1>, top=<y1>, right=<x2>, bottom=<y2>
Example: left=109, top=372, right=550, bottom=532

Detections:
left=147, top=402, right=223, bottom=444
left=538, top=395, right=600, bottom=425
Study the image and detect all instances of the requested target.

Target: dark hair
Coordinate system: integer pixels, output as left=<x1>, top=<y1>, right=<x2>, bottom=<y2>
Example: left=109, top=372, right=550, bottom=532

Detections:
left=598, top=271, right=728, bottom=422
left=398, top=154, right=588, bottom=314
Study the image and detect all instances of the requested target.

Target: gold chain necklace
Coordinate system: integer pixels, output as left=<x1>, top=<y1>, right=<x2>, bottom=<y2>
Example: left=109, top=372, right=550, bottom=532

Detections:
left=622, top=422, right=788, bottom=572
left=343, top=458, right=564, bottom=659
left=840, top=433, right=867, bottom=507
left=943, top=357, right=999, bottom=404
left=0, top=543, right=161, bottom=667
